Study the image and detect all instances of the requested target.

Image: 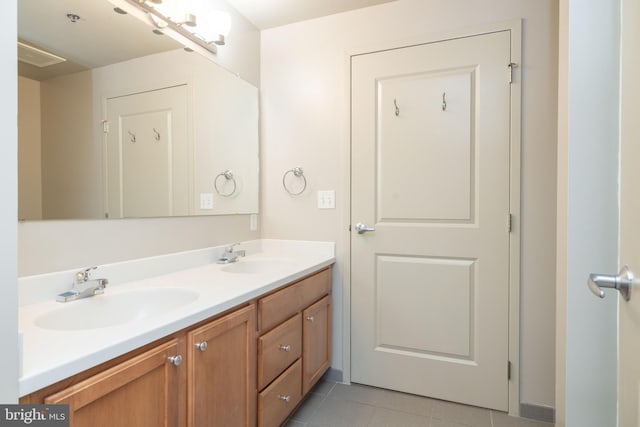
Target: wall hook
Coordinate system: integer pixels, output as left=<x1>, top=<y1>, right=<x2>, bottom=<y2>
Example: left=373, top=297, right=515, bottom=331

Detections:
left=128, top=130, right=136, bottom=143
left=394, top=99, right=400, bottom=116
left=153, top=128, right=160, bottom=142
left=442, top=92, right=447, bottom=111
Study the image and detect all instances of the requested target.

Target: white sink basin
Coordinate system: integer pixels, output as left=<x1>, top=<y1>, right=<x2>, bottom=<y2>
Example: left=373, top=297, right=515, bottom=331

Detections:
left=35, top=288, right=199, bottom=331
left=221, top=258, right=293, bottom=274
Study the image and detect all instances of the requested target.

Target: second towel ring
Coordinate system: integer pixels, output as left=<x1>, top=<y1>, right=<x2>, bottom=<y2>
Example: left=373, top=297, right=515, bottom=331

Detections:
left=283, top=167, right=307, bottom=196
left=214, top=169, right=237, bottom=197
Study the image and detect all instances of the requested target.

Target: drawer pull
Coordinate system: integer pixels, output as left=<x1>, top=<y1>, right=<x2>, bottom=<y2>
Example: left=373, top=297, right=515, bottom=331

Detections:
left=279, top=344, right=291, bottom=352
left=168, top=355, right=183, bottom=366
left=195, top=341, right=208, bottom=352
left=278, top=394, right=291, bottom=403
left=306, top=316, right=315, bottom=322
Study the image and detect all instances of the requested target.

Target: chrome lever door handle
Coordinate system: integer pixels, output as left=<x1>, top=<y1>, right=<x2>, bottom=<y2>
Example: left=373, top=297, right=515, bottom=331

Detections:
left=588, top=265, right=634, bottom=301
left=355, top=223, right=375, bottom=234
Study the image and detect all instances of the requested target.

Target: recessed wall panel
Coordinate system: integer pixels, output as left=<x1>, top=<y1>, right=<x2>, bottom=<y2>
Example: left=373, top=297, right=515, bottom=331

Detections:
left=376, top=255, right=475, bottom=359
left=377, top=69, right=475, bottom=223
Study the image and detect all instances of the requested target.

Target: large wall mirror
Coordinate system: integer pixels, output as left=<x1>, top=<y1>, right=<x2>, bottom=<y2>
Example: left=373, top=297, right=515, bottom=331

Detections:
left=18, top=0, right=259, bottom=221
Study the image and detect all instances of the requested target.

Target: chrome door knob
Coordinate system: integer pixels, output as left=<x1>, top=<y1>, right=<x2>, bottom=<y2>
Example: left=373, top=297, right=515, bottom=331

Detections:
left=278, top=344, right=291, bottom=352
left=195, top=341, right=208, bottom=352
left=355, top=223, right=375, bottom=234
left=588, top=265, right=635, bottom=301
left=168, top=355, right=183, bottom=366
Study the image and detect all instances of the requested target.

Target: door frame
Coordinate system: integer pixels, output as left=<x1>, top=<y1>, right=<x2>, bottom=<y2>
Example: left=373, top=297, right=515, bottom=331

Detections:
left=342, top=19, right=522, bottom=416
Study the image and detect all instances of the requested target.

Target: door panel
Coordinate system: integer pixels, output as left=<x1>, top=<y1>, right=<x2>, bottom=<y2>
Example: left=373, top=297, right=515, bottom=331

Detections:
left=377, top=256, right=475, bottom=358
left=121, top=110, right=171, bottom=218
left=378, top=69, right=474, bottom=222
left=351, top=31, right=512, bottom=411
left=106, top=85, right=189, bottom=218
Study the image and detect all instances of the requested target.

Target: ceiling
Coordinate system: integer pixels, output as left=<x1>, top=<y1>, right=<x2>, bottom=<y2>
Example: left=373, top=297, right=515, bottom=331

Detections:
left=225, top=0, right=397, bottom=30
left=18, top=0, right=397, bottom=81
left=18, top=0, right=180, bottom=80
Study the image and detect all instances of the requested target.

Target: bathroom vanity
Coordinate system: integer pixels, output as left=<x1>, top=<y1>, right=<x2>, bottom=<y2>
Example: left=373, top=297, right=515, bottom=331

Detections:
left=18, top=240, right=334, bottom=427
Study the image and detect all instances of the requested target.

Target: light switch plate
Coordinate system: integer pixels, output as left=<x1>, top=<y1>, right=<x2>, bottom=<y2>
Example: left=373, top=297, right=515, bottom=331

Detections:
left=200, top=193, right=214, bottom=210
left=317, top=190, right=335, bottom=209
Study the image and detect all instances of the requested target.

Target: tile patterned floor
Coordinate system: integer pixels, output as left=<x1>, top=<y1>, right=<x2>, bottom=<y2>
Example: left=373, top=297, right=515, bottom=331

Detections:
left=284, top=381, right=554, bottom=427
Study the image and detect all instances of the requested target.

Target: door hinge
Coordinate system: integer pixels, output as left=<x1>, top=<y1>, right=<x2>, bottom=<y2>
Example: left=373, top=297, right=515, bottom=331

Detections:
left=508, top=62, right=518, bottom=84
left=508, top=361, right=512, bottom=380
left=101, top=120, right=109, bottom=133
left=507, top=213, right=513, bottom=233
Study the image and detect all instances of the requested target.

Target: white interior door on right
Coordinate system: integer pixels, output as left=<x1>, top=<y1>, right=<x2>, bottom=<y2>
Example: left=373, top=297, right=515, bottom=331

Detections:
left=351, top=31, right=513, bottom=411
left=618, top=0, right=640, bottom=424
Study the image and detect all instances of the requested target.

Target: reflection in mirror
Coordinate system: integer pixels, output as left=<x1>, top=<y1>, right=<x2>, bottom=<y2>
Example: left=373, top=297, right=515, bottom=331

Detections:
left=18, top=0, right=259, bottom=221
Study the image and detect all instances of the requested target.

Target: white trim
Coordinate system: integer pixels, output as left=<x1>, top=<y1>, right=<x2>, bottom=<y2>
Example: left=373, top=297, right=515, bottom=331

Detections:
left=343, top=19, right=522, bottom=416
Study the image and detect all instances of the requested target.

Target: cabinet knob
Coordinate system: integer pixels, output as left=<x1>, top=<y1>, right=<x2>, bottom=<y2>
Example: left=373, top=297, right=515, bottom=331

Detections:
left=278, top=344, right=291, bottom=352
left=306, top=316, right=315, bottom=322
left=195, top=341, right=208, bottom=352
left=168, top=355, right=183, bottom=366
left=277, top=394, right=291, bottom=403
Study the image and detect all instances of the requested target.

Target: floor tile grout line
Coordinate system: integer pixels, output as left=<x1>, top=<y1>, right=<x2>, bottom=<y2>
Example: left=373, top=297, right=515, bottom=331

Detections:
left=290, top=382, right=336, bottom=425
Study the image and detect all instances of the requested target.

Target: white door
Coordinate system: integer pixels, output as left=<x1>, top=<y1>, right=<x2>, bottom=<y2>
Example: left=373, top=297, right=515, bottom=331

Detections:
left=351, top=31, right=512, bottom=411
left=105, top=85, right=189, bottom=218
left=618, top=0, right=640, bottom=424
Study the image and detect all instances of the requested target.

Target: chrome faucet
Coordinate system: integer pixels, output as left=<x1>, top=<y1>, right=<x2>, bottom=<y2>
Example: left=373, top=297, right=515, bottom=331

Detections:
left=56, top=266, right=109, bottom=302
left=216, top=243, right=246, bottom=264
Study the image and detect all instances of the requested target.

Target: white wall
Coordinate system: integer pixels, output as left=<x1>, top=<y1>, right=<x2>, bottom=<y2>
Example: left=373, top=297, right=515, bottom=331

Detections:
left=17, top=76, right=42, bottom=221
left=555, top=0, right=620, bottom=426
left=260, top=0, right=558, bottom=409
left=0, top=0, right=18, bottom=403
left=19, top=216, right=258, bottom=276
left=40, top=71, right=97, bottom=219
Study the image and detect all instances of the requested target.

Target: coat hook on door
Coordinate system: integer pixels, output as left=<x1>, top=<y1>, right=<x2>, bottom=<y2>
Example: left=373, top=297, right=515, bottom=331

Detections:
left=394, top=99, right=400, bottom=116
left=442, top=92, right=447, bottom=111
left=153, top=128, right=160, bottom=142
left=128, top=130, right=136, bottom=143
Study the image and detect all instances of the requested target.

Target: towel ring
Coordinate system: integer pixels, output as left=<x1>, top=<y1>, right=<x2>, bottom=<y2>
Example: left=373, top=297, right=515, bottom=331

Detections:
left=283, top=167, right=307, bottom=196
left=214, top=169, right=237, bottom=197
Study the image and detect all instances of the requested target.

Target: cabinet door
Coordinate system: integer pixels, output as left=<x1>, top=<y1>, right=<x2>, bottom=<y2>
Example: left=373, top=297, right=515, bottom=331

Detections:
left=44, top=339, right=184, bottom=427
left=187, top=304, right=256, bottom=427
left=302, top=295, right=331, bottom=394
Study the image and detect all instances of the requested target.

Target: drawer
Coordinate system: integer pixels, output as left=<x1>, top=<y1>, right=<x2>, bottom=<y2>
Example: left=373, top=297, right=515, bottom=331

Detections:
left=258, top=359, right=302, bottom=427
left=259, top=267, right=332, bottom=332
left=258, top=314, right=302, bottom=390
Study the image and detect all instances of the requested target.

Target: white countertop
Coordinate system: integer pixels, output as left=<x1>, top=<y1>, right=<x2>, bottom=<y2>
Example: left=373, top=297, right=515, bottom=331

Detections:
left=18, top=239, right=335, bottom=397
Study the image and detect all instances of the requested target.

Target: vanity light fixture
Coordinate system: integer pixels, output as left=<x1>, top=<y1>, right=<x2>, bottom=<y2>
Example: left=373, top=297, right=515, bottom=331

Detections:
left=116, top=0, right=232, bottom=54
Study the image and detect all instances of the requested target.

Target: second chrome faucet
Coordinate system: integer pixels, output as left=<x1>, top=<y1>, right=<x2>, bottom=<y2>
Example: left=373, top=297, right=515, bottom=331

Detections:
left=56, top=266, right=109, bottom=302
left=216, top=243, right=246, bottom=264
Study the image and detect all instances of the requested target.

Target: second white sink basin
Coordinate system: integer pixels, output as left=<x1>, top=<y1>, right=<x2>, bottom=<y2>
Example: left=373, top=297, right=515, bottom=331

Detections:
left=35, top=288, right=199, bottom=331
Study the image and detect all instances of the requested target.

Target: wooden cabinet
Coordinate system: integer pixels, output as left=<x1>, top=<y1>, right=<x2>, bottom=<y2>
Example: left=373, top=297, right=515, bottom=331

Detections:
left=28, top=305, right=256, bottom=427
left=22, top=266, right=332, bottom=427
left=187, top=304, right=256, bottom=427
left=257, top=267, right=332, bottom=427
left=44, top=339, right=185, bottom=427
